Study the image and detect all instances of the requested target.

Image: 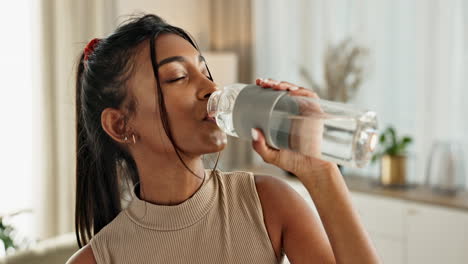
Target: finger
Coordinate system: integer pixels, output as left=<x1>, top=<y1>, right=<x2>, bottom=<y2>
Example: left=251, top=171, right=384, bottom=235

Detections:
left=269, top=80, right=297, bottom=91
left=288, top=88, right=319, bottom=99
left=273, top=81, right=310, bottom=93
left=251, top=128, right=279, bottom=164
left=273, top=81, right=296, bottom=91
left=277, top=82, right=294, bottom=90
left=275, top=81, right=301, bottom=90
left=257, top=80, right=319, bottom=98
left=255, top=78, right=265, bottom=86
left=273, top=80, right=304, bottom=90
left=258, top=78, right=280, bottom=88
left=261, top=79, right=300, bottom=92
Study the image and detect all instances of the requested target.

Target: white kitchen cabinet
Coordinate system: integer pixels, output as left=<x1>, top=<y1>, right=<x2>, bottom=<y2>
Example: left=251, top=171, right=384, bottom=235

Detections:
left=351, top=193, right=406, bottom=239
left=406, top=203, right=468, bottom=264
left=351, top=193, right=406, bottom=264
left=370, top=234, right=405, bottom=264
left=349, top=192, right=468, bottom=264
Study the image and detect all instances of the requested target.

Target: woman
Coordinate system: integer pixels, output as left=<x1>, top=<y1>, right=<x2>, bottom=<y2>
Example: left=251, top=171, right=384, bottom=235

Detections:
left=67, top=14, right=379, bottom=263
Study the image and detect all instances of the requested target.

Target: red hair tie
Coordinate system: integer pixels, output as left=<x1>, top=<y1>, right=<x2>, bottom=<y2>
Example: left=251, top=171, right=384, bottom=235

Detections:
left=84, top=38, right=101, bottom=61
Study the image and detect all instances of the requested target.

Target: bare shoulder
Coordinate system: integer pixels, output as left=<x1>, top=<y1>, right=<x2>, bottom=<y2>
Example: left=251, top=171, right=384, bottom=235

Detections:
left=253, top=174, right=296, bottom=261
left=254, top=174, right=335, bottom=263
left=66, top=244, right=97, bottom=264
left=253, top=173, right=320, bottom=232
left=253, top=174, right=308, bottom=221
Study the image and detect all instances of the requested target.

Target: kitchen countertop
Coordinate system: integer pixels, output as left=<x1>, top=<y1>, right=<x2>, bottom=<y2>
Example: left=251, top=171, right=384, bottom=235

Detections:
left=242, top=164, right=468, bottom=212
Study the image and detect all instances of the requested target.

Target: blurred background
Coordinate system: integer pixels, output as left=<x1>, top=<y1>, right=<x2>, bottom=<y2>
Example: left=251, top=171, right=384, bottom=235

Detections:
left=1, top=0, right=467, bottom=263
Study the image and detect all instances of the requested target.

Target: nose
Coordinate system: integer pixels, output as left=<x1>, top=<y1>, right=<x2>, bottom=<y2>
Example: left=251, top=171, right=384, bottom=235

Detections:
left=197, top=77, right=220, bottom=100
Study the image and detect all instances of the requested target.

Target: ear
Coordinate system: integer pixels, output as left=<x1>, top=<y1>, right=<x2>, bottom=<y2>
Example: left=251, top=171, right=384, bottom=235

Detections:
left=101, top=107, right=128, bottom=144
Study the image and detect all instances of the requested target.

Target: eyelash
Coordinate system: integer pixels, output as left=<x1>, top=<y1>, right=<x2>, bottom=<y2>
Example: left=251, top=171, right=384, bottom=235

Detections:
left=167, top=74, right=212, bottom=83
left=168, top=76, right=185, bottom=83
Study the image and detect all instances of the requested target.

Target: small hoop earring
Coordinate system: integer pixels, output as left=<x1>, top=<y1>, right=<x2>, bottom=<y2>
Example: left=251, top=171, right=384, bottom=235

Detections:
left=132, top=134, right=136, bottom=144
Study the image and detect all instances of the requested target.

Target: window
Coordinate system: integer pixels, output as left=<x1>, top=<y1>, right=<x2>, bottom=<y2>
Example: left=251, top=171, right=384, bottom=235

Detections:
left=0, top=0, right=34, bottom=255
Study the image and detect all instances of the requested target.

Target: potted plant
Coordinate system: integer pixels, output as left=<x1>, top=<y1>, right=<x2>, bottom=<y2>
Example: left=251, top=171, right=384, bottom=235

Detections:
left=0, top=216, right=16, bottom=255
left=0, top=209, right=32, bottom=256
left=371, top=126, right=413, bottom=186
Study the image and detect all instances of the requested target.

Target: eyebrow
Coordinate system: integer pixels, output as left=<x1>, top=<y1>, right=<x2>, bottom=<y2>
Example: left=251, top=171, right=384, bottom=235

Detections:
left=157, top=54, right=206, bottom=68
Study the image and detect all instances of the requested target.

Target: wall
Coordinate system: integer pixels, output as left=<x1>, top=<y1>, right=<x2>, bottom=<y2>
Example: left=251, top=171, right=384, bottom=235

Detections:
left=115, top=0, right=212, bottom=50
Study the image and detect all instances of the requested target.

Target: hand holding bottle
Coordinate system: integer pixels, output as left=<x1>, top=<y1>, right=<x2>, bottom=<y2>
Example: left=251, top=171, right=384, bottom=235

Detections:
left=251, top=78, right=333, bottom=176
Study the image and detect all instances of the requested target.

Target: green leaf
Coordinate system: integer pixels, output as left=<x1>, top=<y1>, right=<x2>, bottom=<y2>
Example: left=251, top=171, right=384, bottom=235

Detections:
left=0, top=219, right=18, bottom=252
left=0, top=232, right=16, bottom=251
left=402, top=136, right=412, bottom=145
left=379, top=133, right=386, bottom=143
left=388, top=126, right=397, bottom=147
left=395, top=136, right=413, bottom=154
left=395, top=144, right=404, bottom=155
left=371, top=151, right=383, bottom=164
left=387, top=146, right=397, bottom=155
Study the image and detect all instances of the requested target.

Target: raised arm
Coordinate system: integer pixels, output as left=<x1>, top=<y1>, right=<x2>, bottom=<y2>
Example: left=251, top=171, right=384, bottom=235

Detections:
left=251, top=78, right=380, bottom=263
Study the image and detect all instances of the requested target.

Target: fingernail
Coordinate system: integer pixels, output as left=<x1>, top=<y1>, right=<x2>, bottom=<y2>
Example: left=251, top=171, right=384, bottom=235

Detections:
left=251, top=128, right=259, bottom=141
left=289, top=86, right=299, bottom=91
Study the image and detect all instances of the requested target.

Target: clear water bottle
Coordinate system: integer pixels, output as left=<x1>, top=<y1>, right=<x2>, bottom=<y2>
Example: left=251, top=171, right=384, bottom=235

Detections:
left=207, top=83, right=378, bottom=168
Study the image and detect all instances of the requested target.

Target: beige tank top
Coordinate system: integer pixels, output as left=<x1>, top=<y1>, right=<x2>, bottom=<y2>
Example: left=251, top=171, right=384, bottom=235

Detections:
left=89, top=169, right=285, bottom=263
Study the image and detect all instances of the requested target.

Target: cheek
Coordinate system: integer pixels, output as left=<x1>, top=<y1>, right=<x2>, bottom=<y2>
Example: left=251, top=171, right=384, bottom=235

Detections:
left=160, top=97, right=197, bottom=136
left=134, top=109, right=166, bottom=144
left=164, top=95, right=197, bottom=125
left=131, top=98, right=172, bottom=148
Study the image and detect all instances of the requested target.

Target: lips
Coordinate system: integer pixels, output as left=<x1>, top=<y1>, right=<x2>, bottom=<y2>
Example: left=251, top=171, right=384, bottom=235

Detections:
left=203, top=115, right=216, bottom=123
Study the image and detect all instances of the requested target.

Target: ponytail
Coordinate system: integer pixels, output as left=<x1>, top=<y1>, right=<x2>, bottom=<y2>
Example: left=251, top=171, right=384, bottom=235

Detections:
left=76, top=49, right=141, bottom=248
left=75, top=52, right=93, bottom=248
left=75, top=51, right=122, bottom=247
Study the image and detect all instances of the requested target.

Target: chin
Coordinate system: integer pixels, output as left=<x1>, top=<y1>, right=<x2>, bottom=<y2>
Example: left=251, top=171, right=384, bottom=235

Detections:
left=212, top=136, right=228, bottom=150
left=206, top=132, right=228, bottom=152
left=197, top=143, right=226, bottom=157
left=184, top=131, right=226, bottom=155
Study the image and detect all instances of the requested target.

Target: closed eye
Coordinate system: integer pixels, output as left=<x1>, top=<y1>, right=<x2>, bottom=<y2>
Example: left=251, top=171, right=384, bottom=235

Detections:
left=167, top=76, right=186, bottom=83
left=167, top=75, right=212, bottom=83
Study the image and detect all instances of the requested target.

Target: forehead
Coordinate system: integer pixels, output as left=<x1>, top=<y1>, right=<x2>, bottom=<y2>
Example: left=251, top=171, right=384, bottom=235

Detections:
left=154, top=33, right=199, bottom=63
left=131, top=33, right=199, bottom=71
left=129, top=33, right=199, bottom=86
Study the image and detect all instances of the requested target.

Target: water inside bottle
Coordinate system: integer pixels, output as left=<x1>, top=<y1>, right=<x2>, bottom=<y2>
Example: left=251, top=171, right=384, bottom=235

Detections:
left=267, top=95, right=377, bottom=167
left=215, top=108, right=376, bottom=167
left=268, top=110, right=375, bottom=167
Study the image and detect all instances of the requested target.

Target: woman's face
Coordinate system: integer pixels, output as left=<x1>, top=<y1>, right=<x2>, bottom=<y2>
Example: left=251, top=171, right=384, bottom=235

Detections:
left=127, top=33, right=227, bottom=157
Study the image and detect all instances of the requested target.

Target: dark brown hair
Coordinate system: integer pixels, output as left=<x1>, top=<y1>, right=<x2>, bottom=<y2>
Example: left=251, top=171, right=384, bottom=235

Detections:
left=75, top=14, right=220, bottom=248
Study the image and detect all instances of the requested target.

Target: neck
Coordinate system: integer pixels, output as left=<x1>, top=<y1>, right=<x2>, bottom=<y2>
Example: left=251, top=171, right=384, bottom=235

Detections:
left=133, top=148, right=206, bottom=206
